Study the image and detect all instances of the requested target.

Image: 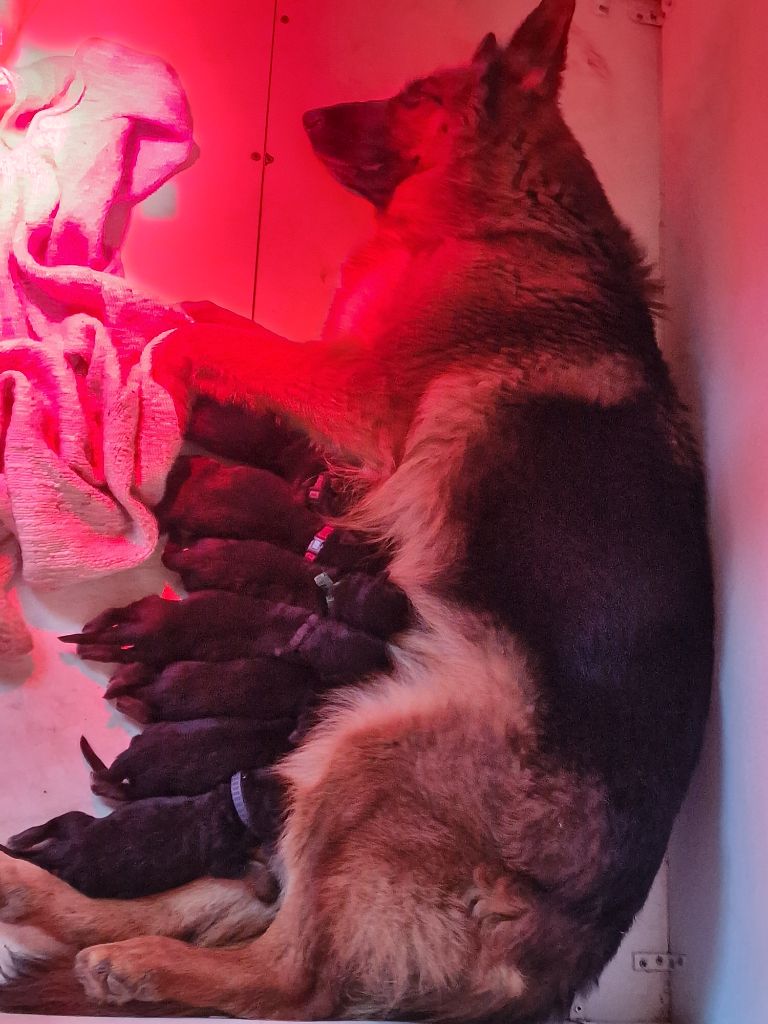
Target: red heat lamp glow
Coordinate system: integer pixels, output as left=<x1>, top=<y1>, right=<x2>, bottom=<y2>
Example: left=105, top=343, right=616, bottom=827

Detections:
left=0, top=0, right=28, bottom=66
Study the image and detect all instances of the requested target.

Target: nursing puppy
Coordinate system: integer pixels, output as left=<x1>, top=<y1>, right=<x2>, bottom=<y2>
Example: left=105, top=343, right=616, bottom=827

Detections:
left=162, top=538, right=411, bottom=636
left=186, top=397, right=325, bottom=484
left=156, top=456, right=321, bottom=547
left=61, top=591, right=391, bottom=679
left=3, top=769, right=282, bottom=898
left=77, top=723, right=294, bottom=801
left=0, top=2, right=713, bottom=1020
left=157, top=455, right=386, bottom=567
left=103, top=658, right=318, bottom=724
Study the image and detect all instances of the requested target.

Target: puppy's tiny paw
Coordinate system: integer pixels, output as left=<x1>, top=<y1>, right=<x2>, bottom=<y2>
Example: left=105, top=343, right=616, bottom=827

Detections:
left=75, top=942, right=161, bottom=1004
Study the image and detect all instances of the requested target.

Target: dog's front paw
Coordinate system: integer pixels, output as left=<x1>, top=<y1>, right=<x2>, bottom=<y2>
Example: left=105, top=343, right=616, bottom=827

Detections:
left=180, top=300, right=254, bottom=328
left=75, top=939, right=166, bottom=1004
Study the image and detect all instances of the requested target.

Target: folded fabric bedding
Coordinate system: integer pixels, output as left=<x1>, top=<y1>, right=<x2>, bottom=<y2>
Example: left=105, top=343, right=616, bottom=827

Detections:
left=0, top=39, right=197, bottom=655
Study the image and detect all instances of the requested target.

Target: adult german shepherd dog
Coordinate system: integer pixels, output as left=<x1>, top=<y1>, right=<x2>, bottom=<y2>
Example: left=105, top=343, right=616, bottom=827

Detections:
left=0, top=0, right=712, bottom=1019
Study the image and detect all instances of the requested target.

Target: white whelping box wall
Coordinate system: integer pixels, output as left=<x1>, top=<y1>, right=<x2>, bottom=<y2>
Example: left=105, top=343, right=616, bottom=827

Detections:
left=662, top=0, right=768, bottom=1022
left=1, top=1, right=680, bottom=1022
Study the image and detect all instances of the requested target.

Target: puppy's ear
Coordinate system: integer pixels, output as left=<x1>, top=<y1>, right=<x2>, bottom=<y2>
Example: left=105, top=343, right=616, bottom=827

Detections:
left=504, top=0, right=576, bottom=98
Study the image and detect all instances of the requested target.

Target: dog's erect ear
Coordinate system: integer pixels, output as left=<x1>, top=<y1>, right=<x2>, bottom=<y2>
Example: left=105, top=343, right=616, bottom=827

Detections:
left=504, top=0, right=576, bottom=98
left=472, top=32, right=500, bottom=66
left=472, top=32, right=504, bottom=121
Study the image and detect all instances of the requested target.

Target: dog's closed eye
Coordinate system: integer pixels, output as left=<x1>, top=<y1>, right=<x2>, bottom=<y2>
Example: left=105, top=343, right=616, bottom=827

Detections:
left=399, top=81, right=444, bottom=109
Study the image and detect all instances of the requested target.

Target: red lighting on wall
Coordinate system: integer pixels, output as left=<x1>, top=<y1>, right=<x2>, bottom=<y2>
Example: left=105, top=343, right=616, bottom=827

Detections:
left=0, top=0, right=28, bottom=65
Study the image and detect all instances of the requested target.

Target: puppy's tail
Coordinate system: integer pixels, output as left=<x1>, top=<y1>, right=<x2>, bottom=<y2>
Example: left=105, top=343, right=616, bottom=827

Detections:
left=0, top=956, right=205, bottom=1016
left=79, top=735, right=131, bottom=802
left=79, top=735, right=108, bottom=774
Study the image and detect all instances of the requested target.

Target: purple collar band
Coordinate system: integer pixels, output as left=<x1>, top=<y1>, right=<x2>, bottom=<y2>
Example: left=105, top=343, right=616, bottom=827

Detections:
left=230, top=771, right=254, bottom=832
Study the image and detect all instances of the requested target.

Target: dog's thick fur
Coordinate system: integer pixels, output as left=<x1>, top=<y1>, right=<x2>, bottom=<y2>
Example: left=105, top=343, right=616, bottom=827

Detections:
left=0, top=1, right=712, bottom=1020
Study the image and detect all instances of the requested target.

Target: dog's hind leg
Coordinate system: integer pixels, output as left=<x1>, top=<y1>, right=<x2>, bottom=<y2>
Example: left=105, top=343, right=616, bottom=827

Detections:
left=70, top=647, right=543, bottom=1020
left=74, top=903, right=335, bottom=1017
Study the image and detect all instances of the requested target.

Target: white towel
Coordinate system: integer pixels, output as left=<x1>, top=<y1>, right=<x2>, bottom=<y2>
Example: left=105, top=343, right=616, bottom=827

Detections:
left=0, top=39, right=197, bottom=656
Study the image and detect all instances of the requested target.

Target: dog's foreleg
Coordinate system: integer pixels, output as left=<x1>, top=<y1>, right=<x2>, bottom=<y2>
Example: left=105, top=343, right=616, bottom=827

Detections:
left=155, top=322, right=404, bottom=469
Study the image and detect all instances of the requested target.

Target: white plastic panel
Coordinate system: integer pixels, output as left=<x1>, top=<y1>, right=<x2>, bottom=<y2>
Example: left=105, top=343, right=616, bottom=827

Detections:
left=663, top=0, right=768, bottom=1022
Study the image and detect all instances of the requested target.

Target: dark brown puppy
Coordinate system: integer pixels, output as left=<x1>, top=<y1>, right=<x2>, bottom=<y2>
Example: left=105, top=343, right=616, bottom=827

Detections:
left=4, top=770, right=282, bottom=898
left=163, top=539, right=411, bottom=638
left=103, top=659, right=319, bottom=725
left=156, top=456, right=385, bottom=569
left=155, top=456, right=319, bottom=548
left=186, top=398, right=325, bottom=485
left=79, top=720, right=293, bottom=801
left=61, top=591, right=391, bottom=679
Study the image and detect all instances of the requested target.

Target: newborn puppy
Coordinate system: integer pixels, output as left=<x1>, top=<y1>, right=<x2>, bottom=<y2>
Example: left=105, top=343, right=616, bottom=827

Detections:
left=79, top=718, right=294, bottom=800
left=104, top=659, right=319, bottom=724
left=155, top=456, right=320, bottom=548
left=156, top=455, right=385, bottom=569
left=3, top=769, right=282, bottom=898
left=60, top=591, right=391, bottom=679
left=187, top=398, right=326, bottom=486
left=163, top=538, right=320, bottom=604
left=163, top=538, right=411, bottom=638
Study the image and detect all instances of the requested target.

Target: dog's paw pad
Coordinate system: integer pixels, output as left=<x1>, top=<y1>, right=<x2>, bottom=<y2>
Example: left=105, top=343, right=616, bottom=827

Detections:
left=75, top=944, right=160, bottom=1004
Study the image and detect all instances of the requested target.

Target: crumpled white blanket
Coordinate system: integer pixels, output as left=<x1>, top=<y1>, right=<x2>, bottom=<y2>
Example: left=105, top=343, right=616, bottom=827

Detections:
left=0, top=39, right=197, bottom=656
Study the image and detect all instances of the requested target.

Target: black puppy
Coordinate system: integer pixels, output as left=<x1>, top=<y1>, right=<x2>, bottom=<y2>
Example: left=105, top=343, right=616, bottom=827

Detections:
left=4, top=769, right=282, bottom=898
left=156, top=456, right=320, bottom=547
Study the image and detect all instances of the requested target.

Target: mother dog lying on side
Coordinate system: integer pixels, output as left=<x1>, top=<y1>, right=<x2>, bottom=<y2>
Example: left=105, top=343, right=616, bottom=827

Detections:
left=0, top=1, right=712, bottom=1020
